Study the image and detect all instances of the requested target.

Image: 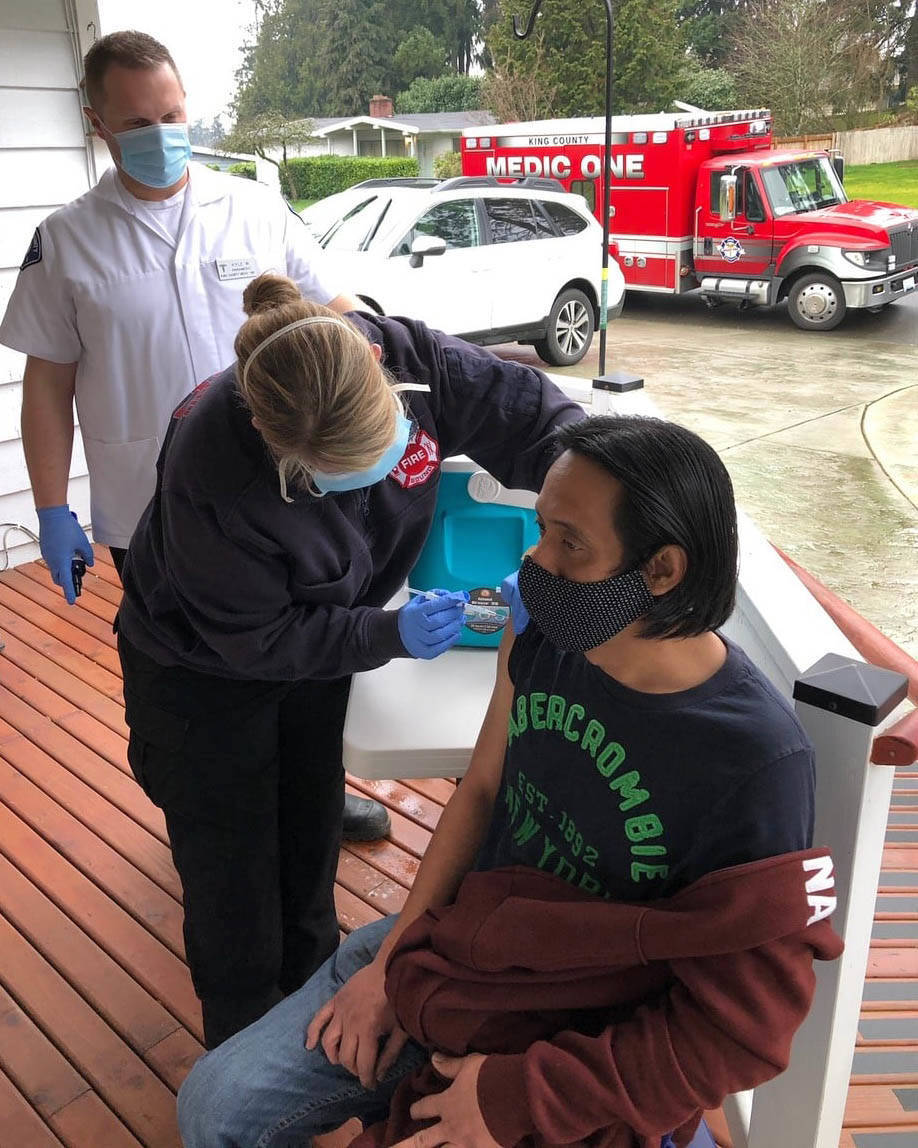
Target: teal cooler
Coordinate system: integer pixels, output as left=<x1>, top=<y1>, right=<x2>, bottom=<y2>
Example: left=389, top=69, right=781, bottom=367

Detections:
left=409, top=459, right=539, bottom=647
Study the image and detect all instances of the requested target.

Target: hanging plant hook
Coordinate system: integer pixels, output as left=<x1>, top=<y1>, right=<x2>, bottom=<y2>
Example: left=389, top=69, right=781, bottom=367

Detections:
left=512, top=0, right=544, bottom=40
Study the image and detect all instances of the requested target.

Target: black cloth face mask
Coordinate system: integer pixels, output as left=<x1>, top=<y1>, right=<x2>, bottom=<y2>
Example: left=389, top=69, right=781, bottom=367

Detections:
left=517, top=554, right=656, bottom=652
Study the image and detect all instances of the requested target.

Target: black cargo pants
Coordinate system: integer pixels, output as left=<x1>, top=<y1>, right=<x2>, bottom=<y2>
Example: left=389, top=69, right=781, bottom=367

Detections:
left=118, top=634, right=349, bottom=1049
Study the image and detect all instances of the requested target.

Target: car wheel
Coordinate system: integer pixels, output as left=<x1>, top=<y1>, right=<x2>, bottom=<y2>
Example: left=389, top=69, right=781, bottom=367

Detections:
left=787, top=273, right=847, bottom=331
left=534, top=288, right=595, bottom=366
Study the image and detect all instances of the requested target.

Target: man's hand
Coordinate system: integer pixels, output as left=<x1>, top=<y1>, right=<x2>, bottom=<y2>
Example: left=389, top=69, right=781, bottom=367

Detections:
left=304, top=962, right=409, bottom=1090
left=392, top=1052, right=501, bottom=1148
left=37, top=505, right=94, bottom=605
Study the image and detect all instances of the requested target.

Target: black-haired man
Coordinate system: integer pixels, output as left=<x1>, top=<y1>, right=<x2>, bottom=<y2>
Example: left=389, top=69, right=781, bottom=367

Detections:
left=177, top=415, right=828, bottom=1148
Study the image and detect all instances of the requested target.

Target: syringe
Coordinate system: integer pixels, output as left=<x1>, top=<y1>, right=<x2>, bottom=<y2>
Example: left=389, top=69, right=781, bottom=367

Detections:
left=406, top=587, right=508, bottom=622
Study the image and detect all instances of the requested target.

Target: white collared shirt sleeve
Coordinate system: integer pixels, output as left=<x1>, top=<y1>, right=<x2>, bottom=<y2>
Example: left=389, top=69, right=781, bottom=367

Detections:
left=282, top=203, right=343, bottom=305
left=0, top=224, right=81, bottom=364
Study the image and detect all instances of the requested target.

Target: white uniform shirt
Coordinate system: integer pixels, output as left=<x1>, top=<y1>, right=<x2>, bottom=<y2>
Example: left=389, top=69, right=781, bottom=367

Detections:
left=0, top=163, right=342, bottom=547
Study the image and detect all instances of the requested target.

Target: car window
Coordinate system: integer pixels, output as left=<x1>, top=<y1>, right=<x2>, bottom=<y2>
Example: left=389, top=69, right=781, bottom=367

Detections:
left=393, top=200, right=480, bottom=256
left=744, top=173, right=766, bottom=223
left=321, top=197, right=390, bottom=251
left=485, top=198, right=543, bottom=243
left=570, top=179, right=596, bottom=213
left=540, top=201, right=589, bottom=236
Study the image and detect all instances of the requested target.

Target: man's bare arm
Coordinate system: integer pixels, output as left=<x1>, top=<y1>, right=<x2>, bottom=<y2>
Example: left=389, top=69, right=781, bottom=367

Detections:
left=21, top=355, right=77, bottom=508
left=305, top=625, right=517, bottom=1086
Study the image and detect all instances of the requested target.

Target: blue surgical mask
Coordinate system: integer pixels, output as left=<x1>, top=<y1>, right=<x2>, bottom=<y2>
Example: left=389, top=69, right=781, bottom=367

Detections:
left=312, top=413, right=412, bottom=494
left=114, top=123, right=191, bottom=189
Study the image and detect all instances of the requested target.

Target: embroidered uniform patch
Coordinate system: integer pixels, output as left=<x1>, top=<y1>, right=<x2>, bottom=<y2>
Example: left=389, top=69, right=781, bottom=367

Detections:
left=173, top=378, right=215, bottom=418
left=21, top=229, right=42, bottom=270
left=390, top=427, right=440, bottom=489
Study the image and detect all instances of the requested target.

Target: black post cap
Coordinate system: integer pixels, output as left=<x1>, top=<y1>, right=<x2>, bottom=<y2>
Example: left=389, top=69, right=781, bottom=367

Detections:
left=793, top=653, right=908, bottom=727
left=592, top=371, right=644, bottom=393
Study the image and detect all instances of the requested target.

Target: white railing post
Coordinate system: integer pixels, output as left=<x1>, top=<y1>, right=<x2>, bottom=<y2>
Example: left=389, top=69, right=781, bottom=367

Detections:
left=731, top=656, right=908, bottom=1148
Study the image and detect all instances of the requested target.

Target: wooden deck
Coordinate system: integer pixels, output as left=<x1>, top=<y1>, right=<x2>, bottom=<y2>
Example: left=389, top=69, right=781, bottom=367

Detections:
left=0, top=548, right=914, bottom=1148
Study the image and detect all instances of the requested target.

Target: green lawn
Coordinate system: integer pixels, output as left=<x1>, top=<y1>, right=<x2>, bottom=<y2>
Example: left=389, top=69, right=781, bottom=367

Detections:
left=290, top=199, right=315, bottom=213
left=843, top=160, right=918, bottom=208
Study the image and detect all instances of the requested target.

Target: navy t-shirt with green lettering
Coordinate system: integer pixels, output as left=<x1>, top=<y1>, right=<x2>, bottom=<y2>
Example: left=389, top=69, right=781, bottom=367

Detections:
left=476, top=625, right=815, bottom=901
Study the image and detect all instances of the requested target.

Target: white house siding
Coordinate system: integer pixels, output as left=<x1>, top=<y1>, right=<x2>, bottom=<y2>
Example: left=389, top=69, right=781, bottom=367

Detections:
left=0, top=0, right=97, bottom=567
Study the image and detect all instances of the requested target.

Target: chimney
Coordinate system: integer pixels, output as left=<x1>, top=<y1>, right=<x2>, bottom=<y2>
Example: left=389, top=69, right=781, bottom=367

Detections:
left=369, top=94, right=394, bottom=119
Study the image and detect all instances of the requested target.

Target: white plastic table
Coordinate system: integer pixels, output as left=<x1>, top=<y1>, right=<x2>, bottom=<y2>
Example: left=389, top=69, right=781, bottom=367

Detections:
left=342, top=640, right=497, bottom=779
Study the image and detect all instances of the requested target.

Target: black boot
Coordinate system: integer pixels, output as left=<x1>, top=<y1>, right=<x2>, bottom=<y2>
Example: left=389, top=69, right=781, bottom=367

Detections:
left=342, top=793, right=391, bottom=841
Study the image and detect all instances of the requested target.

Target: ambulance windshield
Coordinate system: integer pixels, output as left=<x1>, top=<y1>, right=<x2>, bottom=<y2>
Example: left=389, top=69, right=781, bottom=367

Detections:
left=760, top=156, right=847, bottom=217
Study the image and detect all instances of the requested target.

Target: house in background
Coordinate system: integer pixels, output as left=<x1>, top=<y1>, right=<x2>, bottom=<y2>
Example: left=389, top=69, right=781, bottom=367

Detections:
left=190, top=144, right=258, bottom=172
left=0, top=0, right=109, bottom=567
left=283, top=96, right=495, bottom=178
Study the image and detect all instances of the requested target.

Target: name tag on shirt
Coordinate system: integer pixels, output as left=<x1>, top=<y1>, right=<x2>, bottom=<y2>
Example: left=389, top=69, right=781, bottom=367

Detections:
left=216, top=257, right=259, bottom=281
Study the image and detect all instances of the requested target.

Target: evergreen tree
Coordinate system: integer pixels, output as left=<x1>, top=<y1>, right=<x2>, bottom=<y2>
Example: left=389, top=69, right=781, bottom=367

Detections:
left=233, top=0, right=484, bottom=121
left=485, top=0, right=686, bottom=118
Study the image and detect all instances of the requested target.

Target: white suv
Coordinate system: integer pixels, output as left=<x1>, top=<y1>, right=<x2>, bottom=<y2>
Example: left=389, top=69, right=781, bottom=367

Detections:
left=306, top=177, right=624, bottom=366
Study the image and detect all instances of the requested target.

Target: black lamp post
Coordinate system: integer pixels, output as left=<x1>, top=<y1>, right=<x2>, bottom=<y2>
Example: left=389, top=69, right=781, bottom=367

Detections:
left=514, top=0, right=638, bottom=391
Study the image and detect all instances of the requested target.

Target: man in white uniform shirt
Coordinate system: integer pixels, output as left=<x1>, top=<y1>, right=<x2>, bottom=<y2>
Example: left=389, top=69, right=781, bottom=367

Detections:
left=0, top=29, right=388, bottom=841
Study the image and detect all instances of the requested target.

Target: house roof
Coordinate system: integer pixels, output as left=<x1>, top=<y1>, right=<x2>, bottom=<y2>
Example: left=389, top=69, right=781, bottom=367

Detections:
left=299, top=110, right=496, bottom=137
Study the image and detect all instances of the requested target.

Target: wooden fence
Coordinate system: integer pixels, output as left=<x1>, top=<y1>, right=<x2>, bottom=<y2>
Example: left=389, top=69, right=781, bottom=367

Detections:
left=775, top=125, right=918, bottom=165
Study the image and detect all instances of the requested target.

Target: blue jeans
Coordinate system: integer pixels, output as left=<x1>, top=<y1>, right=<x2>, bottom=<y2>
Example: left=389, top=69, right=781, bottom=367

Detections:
left=178, top=917, right=426, bottom=1148
left=178, top=916, right=718, bottom=1148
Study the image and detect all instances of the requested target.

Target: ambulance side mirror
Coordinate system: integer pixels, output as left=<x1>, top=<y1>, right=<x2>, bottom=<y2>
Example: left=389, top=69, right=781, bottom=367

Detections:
left=719, top=174, right=738, bottom=222
left=409, top=235, right=447, bottom=269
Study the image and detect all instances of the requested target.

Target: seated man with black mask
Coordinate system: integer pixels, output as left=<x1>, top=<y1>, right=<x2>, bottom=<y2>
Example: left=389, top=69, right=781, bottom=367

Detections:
left=177, top=415, right=840, bottom=1148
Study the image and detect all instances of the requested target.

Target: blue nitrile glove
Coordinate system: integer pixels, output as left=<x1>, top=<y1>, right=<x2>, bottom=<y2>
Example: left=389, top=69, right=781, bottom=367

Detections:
left=397, top=589, right=468, bottom=659
left=37, top=505, right=94, bottom=606
left=500, top=569, right=530, bottom=635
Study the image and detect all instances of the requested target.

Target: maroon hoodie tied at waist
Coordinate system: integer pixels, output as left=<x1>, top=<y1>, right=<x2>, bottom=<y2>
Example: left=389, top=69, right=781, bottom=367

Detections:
left=351, top=848, right=843, bottom=1148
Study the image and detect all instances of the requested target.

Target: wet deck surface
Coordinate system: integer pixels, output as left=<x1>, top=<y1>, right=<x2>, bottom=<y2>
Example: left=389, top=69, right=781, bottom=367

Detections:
left=0, top=549, right=914, bottom=1146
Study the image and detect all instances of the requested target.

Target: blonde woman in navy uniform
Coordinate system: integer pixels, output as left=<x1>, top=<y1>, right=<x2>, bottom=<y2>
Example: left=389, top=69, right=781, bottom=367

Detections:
left=116, top=271, right=582, bottom=1048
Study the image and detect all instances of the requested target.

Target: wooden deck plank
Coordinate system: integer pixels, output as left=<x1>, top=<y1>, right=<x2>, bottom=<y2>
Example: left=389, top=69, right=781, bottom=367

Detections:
left=342, top=836, right=422, bottom=890
left=0, top=737, right=180, bottom=898
left=0, top=759, right=186, bottom=957
left=0, top=601, right=123, bottom=697
left=0, top=583, right=122, bottom=675
left=0, top=913, right=181, bottom=1147
left=336, top=851, right=409, bottom=917
left=349, top=777, right=446, bottom=834
left=346, top=782, right=432, bottom=858
left=49, top=1091, right=145, bottom=1148
left=846, top=1082, right=918, bottom=1126
left=0, top=1067, right=66, bottom=1148
left=19, top=562, right=118, bottom=626
left=0, top=803, right=201, bottom=1039
left=143, top=1029, right=204, bottom=1095
left=57, top=710, right=130, bottom=773
left=0, top=691, right=166, bottom=842
left=0, top=854, right=183, bottom=1053
left=0, top=569, right=118, bottom=649
left=0, top=986, right=89, bottom=1119
left=0, top=630, right=127, bottom=734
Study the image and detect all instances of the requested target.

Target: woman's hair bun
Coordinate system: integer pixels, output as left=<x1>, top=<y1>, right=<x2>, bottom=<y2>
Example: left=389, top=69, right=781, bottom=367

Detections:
left=242, top=272, right=304, bottom=317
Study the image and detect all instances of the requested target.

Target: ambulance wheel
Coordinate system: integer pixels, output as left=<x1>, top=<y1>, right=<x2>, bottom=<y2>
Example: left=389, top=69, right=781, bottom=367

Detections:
left=787, top=273, right=847, bottom=331
left=535, top=288, right=595, bottom=365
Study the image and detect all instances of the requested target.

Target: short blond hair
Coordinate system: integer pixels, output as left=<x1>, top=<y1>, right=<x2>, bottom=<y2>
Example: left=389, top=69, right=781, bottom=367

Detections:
left=234, top=273, right=399, bottom=495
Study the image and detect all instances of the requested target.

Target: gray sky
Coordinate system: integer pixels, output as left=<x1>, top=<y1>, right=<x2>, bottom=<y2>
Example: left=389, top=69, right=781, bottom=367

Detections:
left=100, top=0, right=258, bottom=123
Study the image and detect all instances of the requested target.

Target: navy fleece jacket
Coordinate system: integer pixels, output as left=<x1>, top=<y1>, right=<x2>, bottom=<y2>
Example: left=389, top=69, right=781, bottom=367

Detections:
left=117, top=314, right=581, bottom=680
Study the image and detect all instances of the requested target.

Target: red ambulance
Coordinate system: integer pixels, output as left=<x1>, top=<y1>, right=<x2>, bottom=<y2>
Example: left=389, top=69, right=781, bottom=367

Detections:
left=461, top=110, right=918, bottom=331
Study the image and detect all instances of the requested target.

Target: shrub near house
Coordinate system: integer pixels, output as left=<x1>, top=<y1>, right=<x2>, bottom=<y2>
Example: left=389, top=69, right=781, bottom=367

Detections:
left=285, top=156, right=420, bottom=200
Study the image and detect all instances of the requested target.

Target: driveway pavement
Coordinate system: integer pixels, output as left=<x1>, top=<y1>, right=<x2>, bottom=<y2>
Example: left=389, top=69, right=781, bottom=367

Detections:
left=493, top=292, right=918, bottom=659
